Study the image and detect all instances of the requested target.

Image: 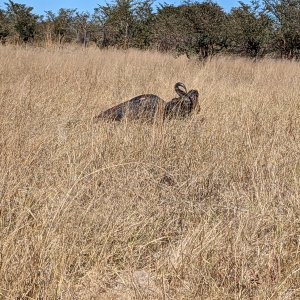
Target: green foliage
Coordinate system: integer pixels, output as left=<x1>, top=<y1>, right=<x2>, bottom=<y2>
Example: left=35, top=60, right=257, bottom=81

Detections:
left=73, top=12, right=91, bottom=47
left=1, top=0, right=300, bottom=58
left=94, top=0, right=154, bottom=48
left=95, top=0, right=135, bottom=48
left=131, top=0, right=154, bottom=48
left=0, top=9, right=10, bottom=43
left=265, top=0, right=300, bottom=57
left=153, top=1, right=227, bottom=58
left=153, top=4, right=192, bottom=53
left=228, top=1, right=274, bottom=57
left=5, top=0, right=38, bottom=42
left=44, top=9, right=77, bottom=43
left=182, top=1, right=228, bottom=58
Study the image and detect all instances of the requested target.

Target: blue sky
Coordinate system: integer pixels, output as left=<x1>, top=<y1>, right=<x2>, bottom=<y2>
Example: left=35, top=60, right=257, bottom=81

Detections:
left=0, top=0, right=249, bottom=15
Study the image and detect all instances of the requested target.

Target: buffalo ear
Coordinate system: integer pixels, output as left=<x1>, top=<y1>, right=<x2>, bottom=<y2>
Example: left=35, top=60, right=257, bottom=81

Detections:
left=175, top=82, right=187, bottom=97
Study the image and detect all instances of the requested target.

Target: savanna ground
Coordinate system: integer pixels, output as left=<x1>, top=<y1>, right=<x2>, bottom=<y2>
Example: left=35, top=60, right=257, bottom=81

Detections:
left=0, top=45, right=299, bottom=299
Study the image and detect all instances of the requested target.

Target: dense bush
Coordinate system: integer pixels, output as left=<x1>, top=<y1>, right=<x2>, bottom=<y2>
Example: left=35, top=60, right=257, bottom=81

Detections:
left=1, top=0, right=300, bottom=58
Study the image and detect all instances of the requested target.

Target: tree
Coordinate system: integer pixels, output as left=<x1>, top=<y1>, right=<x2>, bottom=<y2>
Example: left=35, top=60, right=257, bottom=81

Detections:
left=153, top=4, right=192, bottom=53
left=93, top=0, right=154, bottom=49
left=153, top=1, right=227, bottom=58
left=73, top=12, right=91, bottom=47
left=0, top=9, right=10, bottom=43
left=264, top=0, right=300, bottom=58
left=5, top=0, right=39, bottom=42
left=228, top=1, right=273, bottom=57
left=131, top=0, right=154, bottom=48
left=94, top=0, right=135, bottom=48
left=44, top=8, right=77, bottom=44
left=182, top=1, right=228, bottom=58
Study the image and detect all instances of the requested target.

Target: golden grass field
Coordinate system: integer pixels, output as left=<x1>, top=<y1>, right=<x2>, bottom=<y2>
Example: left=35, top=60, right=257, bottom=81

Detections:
left=0, top=45, right=299, bottom=299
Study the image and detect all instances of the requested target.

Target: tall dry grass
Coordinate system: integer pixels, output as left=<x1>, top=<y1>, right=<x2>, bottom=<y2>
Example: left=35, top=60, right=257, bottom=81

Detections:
left=0, top=45, right=299, bottom=299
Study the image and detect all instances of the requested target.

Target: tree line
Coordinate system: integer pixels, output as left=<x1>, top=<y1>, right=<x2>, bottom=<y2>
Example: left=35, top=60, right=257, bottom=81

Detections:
left=1, top=0, right=300, bottom=59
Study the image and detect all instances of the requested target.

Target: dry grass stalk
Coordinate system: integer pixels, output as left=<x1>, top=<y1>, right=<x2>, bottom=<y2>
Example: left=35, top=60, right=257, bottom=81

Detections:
left=0, top=45, right=299, bottom=299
